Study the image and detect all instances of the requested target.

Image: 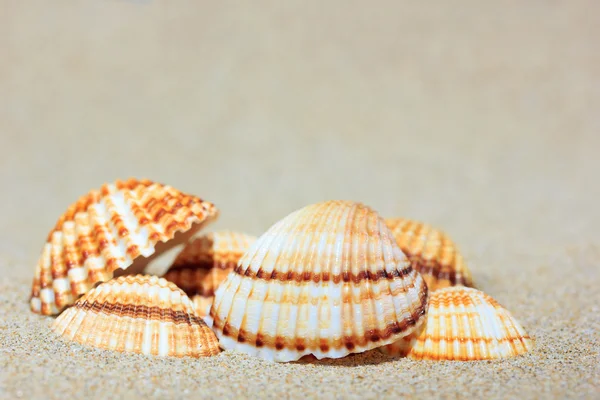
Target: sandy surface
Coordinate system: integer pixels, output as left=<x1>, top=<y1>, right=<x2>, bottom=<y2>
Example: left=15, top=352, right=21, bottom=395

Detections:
left=1, top=1, right=599, bottom=399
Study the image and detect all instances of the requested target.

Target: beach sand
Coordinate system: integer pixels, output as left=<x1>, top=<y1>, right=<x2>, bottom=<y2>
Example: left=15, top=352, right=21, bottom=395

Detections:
left=1, top=1, right=599, bottom=399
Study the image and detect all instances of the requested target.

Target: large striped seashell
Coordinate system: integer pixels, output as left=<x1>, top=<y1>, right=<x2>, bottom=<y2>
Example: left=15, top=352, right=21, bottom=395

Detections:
left=51, top=275, right=220, bottom=357
left=31, top=178, right=218, bottom=315
left=381, top=286, right=533, bottom=360
left=163, top=230, right=257, bottom=319
left=210, top=200, right=429, bottom=362
left=386, top=218, right=473, bottom=291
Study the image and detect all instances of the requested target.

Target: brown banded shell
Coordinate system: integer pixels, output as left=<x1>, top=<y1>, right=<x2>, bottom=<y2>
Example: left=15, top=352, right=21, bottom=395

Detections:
left=386, top=218, right=474, bottom=291
left=209, top=200, right=429, bottom=362
left=51, top=275, right=220, bottom=357
left=381, top=286, right=533, bottom=360
left=30, top=178, right=218, bottom=315
left=163, top=230, right=256, bottom=319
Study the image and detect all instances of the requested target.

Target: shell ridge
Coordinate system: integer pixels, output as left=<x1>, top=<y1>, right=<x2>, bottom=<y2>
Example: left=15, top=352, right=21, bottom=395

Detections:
left=75, top=283, right=109, bottom=345
left=53, top=305, right=78, bottom=337
left=96, top=196, right=126, bottom=273
left=284, top=206, right=320, bottom=360
left=118, top=189, right=151, bottom=258
left=311, top=201, right=344, bottom=359
left=117, top=281, right=137, bottom=353
left=221, top=272, right=250, bottom=353
left=354, top=204, right=377, bottom=352
left=326, top=201, right=350, bottom=356
left=374, top=210, right=398, bottom=345
left=270, top=206, right=314, bottom=361
left=249, top=224, right=287, bottom=359
left=104, top=281, right=127, bottom=351
left=375, top=214, right=399, bottom=347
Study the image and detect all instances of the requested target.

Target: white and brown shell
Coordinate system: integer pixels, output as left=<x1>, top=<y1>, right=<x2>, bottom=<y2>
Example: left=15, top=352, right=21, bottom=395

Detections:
left=210, top=200, right=429, bottom=362
left=163, top=230, right=256, bottom=319
left=31, top=178, right=218, bottom=315
left=51, top=275, right=220, bottom=357
left=381, top=286, right=533, bottom=360
left=386, top=218, right=473, bottom=291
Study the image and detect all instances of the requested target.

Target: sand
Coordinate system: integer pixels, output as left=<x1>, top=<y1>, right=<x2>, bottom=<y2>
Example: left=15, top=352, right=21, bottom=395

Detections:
left=1, top=1, right=599, bottom=399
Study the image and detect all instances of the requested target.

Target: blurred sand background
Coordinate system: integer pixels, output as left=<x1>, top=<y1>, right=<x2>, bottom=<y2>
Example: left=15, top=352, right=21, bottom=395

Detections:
left=1, top=1, right=599, bottom=399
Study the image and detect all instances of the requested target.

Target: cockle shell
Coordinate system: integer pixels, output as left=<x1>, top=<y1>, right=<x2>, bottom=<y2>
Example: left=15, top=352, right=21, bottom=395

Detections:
left=31, top=178, right=218, bottom=315
left=51, top=275, right=220, bottom=357
left=209, top=200, right=429, bottom=362
left=163, top=230, right=257, bottom=319
left=386, top=218, right=473, bottom=291
left=381, top=286, right=533, bottom=360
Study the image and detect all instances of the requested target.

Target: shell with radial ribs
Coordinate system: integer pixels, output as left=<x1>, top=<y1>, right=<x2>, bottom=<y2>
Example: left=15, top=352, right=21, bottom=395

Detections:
left=163, top=230, right=257, bottom=320
left=381, top=286, right=533, bottom=360
left=209, top=200, right=429, bottom=362
left=51, top=275, right=220, bottom=357
left=386, top=218, right=473, bottom=291
left=30, top=178, right=218, bottom=315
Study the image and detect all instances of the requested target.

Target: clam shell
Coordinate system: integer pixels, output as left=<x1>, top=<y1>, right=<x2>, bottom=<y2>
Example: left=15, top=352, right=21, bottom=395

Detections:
left=31, top=178, right=218, bottom=315
left=51, top=275, right=220, bottom=357
left=210, top=200, right=429, bottom=362
left=386, top=218, right=473, bottom=291
left=163, top=230, right=256, bottom=319
left=381, top=286, right=533, bottom=360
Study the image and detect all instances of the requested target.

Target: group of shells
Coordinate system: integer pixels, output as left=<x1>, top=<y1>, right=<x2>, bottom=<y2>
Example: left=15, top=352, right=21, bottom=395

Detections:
left=32, top=178, right=533, bottom=362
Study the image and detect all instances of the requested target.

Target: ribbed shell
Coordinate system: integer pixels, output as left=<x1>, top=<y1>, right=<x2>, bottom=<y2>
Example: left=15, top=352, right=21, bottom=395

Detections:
left=381, top=287, right=533, bottom=360
left=386, top=218, right=473, bottom=291
left=210, top=200, right=429, bottom=362
left=30, top=178, right=218, bottom=315
left=51, top=275, right=220, bottom=357
left=163, top=230, right=256, bottom=319
left=164, top=231, right=256, bottom=296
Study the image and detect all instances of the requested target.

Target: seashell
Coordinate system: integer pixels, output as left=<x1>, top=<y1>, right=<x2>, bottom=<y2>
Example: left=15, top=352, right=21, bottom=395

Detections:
left=209, top=200, right=429, bottom=362
left=386, top=218, right=474, bottom=291
left=381, top=286, right=533, bottom=360
left=163, top=230, right=257, bottom=320
left=30, top=178, right=218, bottom=315
left=51, top=275, right=220, bottom=357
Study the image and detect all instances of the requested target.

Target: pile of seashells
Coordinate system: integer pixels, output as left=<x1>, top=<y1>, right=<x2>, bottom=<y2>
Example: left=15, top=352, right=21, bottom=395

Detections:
left=31, top=178, right=533, bottom=362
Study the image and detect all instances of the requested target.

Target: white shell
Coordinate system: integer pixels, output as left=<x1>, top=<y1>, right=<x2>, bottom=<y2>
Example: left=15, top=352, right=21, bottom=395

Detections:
left=210, top=200, right=429, bottom=362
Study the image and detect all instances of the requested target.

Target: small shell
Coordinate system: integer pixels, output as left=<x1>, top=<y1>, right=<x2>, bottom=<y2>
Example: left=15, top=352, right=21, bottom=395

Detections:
left=386, top=218, right=473, bottom=291
left=51, top=275, right=220, bottom=357
left=381, top=287, right=533, bottom=360
left=30, top=178, right=218, bottom=315
left=163, top=230, right=256, bottom=319
left=210, top=200, right=429, bottom=362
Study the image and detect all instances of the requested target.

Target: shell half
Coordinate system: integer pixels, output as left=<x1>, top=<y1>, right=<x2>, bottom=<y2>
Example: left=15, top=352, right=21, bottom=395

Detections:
left=210, top=200, right=429, bottom=362
left=31, top=178, right=218, bottom=315
left=51, top=275, right=220, bottom=357
left=381, top=286, right=533, bottom=360
left=386, top=218, right=473, bottom=291
left=162, top=230, right=257, bottom=320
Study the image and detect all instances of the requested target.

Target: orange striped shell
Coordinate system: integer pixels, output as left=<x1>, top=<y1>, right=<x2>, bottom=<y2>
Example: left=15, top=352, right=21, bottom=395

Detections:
left=52, top=275, right=220, bottom=357
left=163, top=230, right=256, bottom=319
left=386, top=218, right=473, bottom=291
left=210, top=201, right=429, bottom=362
left=381, top=287, right=533, bottom=360
left=30, top=178, right=218, bottom=315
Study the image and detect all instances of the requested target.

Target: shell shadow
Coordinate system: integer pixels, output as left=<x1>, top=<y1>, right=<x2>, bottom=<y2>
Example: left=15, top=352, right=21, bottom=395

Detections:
left=290, top=349, right=398, bottom=367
